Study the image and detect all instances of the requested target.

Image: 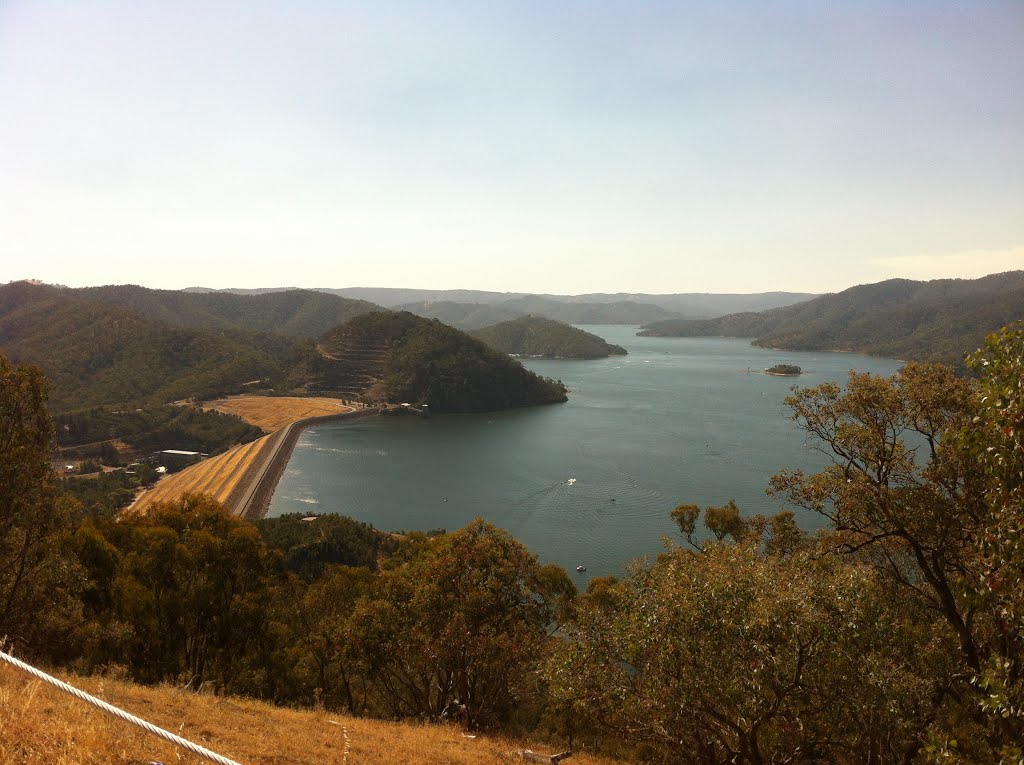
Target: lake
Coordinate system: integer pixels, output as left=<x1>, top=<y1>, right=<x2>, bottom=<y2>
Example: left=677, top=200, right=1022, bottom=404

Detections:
left=267, top=328, right=903, bottom=578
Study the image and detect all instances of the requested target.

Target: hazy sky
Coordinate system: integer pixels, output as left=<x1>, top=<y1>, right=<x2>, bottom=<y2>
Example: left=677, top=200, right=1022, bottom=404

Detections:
left=2, top=1, right=1022, bottom=294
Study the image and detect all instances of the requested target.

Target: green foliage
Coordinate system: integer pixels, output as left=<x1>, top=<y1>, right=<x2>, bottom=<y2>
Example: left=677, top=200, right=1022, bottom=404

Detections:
left=0, top=354, right=83, bottom=658
left=639, top=272, right=1024, bottom=367
left=0, top=282, right=308, bottom=411
left=765, top=363, right=801, bottom=375
left=255, top=513, right=397, bottom=580
left=60, top=467, right=157, bottom=518
left=72, top=494, right=287, bottom=691
left=957, top=322, right=1024, bottom=761
left=55, top=404, right=263, bottom=454
left=277, top=565, right=376, bottom=713
left=348, top=519, right=573, bottom=728
left=548, top=521, right=940, bottom=763
left=472, top=316, right=627, bottom=359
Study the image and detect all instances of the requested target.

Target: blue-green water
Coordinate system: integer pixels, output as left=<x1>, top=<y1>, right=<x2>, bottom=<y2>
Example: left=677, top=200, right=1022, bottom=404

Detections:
left=268, top=328, right=903, bottom=578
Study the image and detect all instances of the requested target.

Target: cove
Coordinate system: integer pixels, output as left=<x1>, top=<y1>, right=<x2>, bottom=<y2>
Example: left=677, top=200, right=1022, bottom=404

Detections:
left=267, top=327, right=903, bottom=578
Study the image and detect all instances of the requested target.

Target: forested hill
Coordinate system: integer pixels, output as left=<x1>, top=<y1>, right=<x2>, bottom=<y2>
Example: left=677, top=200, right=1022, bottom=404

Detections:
left=68, top=284, right=378, bottom=338
left=638, top=272, right=1024, bottom=366
left=396, top=297, right=675, bottom=328
left=394, top=300, right=522, bottom=329
left=0, top=281, right=307, bottom=411
left=472, top=316, right=627, bottom=359
left=310, top=311, right=567, bottom=412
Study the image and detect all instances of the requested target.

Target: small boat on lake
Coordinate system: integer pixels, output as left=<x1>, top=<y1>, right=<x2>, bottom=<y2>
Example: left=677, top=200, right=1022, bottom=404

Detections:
left=576, top=565, right=586, bottom=572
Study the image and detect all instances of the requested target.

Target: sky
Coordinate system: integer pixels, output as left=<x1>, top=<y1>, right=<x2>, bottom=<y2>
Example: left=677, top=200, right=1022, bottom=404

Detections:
left=1, top=1, right=1022, bottom=295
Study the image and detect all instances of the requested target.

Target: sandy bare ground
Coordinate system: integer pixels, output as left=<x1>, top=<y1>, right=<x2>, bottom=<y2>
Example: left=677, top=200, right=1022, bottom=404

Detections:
left=129, top=397, right=361, bottom=516
left=202, top=395, right=355, bottom=432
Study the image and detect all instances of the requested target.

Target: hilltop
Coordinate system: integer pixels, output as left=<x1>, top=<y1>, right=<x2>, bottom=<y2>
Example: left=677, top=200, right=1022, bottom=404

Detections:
left=0, top=281, right=306, bottom=411
left=472, top=316, right=627, bottom=359
left=308, top=311, right=568, bottom=411
left=61, top=283, right=378, bottom=338
left=638, top=272, right=1024, bottom=366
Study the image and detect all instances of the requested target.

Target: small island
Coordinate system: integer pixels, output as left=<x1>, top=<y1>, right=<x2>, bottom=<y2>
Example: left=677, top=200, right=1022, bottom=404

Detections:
left=765, top=364, right=802, bottom=376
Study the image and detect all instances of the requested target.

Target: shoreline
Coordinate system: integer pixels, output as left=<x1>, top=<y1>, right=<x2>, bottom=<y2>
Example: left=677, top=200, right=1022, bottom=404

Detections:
left=237, top=407, right=381, bottom=520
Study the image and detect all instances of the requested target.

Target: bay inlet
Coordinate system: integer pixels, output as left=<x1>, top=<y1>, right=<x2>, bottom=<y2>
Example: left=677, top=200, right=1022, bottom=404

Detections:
left=267, top=327, right=903, bottom=578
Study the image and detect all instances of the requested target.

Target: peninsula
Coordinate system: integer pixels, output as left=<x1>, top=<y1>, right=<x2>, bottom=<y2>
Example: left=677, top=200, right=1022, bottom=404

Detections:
left=472, top=315, right=627, bottom=359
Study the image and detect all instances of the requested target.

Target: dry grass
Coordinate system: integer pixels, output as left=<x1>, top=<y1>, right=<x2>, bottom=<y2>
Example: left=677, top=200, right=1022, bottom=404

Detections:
left=129, top=436, right=272, bottom=515
left=129, top=397, right=356, bottom=515
left=0, top=664, right=620, bottom=765
left=203, top=396, right=355, bottom=432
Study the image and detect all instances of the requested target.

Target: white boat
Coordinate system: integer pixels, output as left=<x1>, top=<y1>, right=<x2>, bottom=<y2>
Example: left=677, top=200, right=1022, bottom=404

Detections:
left=566, top=478, right=577, bottom=485
left=576, top=565, right=587, bottom=572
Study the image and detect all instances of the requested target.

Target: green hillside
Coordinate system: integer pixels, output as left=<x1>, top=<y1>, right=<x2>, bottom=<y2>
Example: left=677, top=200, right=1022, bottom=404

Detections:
left=395, top=300, right=523, bottom=329
left=71, top=284, right=378, bottom=338
left=0, top=282, right=307, bottom=411
left=472, top=316, right=626, bottom=359
left=0, top=284, right=566, bottom=415
left=311, top=311, right=567, bottom=412
left=638, top=272, right=1024, bottom=366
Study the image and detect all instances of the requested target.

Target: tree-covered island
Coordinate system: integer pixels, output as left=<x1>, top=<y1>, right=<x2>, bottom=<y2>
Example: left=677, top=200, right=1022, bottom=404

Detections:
left=765, top=363, right=802, bottom=376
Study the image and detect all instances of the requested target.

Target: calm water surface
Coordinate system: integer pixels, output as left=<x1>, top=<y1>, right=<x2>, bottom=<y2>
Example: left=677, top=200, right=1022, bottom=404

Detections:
left=268, top=328, right=902, bottom=577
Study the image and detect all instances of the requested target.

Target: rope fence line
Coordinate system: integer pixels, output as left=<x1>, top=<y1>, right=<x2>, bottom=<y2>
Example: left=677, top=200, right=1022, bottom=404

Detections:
left=0, top=649, right=243, bottom=765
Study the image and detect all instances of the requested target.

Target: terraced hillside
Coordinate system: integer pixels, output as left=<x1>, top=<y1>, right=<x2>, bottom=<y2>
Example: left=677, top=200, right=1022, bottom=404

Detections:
left=309, top=311, right=567, bottom=411
left=313, top=335, right=389, bottom=399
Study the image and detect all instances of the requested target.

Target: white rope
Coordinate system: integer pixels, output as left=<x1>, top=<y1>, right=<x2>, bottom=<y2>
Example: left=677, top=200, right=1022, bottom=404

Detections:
left=1, top=649, right=243, bottom=765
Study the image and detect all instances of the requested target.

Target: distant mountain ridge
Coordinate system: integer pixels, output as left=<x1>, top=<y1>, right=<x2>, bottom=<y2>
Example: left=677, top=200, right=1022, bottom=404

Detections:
left=184, top=286, right=818, bottom=320
left=65, top=284, right=378, bottom=338
left=638, top=272, right=1024, bottom=366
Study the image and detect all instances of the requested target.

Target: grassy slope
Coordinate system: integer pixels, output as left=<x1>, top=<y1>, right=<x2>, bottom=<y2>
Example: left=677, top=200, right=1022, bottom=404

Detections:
left=0, top=664, right=621, bottom=765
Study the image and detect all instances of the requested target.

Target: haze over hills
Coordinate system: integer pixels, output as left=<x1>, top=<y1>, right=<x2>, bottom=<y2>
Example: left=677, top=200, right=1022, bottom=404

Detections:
left=64, top=284, right=379, bottom=338
left=638, top=271, right=1024, bottom=366
left=393, top=300, right=523, bottom=330
left=186, top=286, right=818, bottom=320
left=0, top=282, right=565, bottom=414
left=396, top=297, right=677, bottom=328
left=472, top=316, right=627, bottom=359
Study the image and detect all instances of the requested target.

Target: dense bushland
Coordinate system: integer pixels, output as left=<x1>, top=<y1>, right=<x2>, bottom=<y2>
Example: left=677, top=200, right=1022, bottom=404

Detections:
left=2, top=322, right=1022, bottom=762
